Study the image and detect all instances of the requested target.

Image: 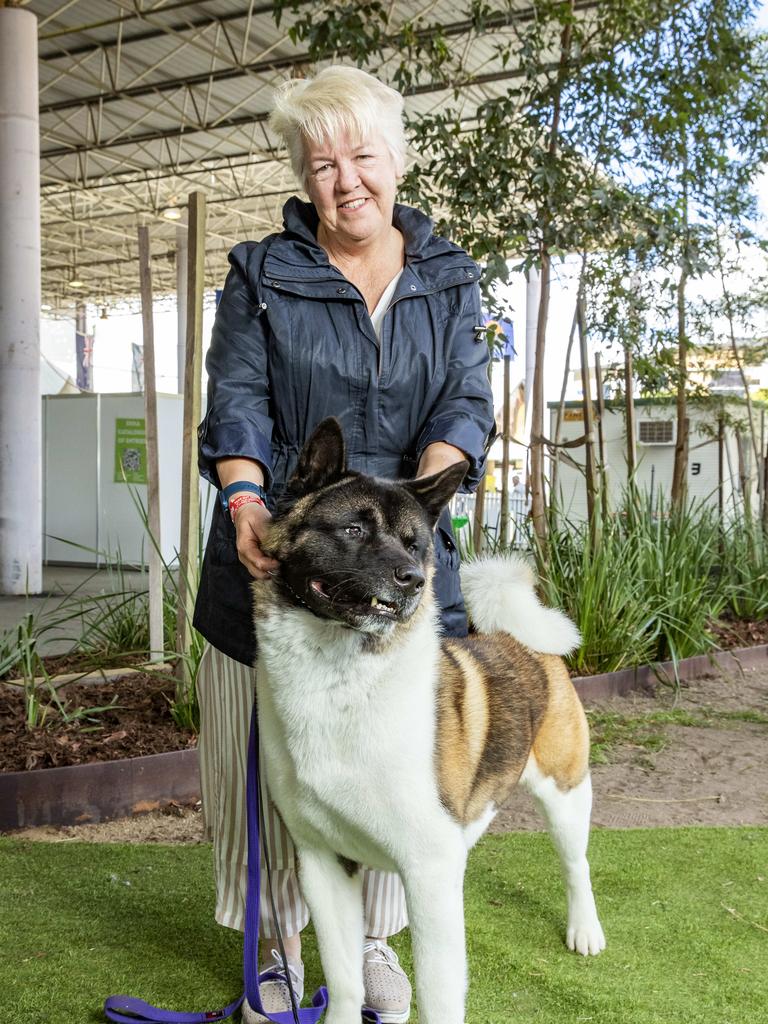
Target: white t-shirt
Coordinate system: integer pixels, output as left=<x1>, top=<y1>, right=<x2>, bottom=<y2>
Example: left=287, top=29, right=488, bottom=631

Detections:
left=369, top=269, right=404, bottom=341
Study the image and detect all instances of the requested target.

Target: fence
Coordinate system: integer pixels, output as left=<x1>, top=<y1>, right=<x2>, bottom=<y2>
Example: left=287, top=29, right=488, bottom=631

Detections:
left=450, top=490, right=530, bottom=550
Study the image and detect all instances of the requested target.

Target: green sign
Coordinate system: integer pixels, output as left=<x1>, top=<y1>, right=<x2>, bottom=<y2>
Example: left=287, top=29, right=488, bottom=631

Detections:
left=114, top=418, right=147, bottom=484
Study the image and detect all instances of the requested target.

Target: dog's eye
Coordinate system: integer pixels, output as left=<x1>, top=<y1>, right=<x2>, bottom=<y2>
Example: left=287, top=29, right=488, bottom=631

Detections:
left=345, top=524, right=363, bottom=537
left=406, top=540, right=419, bottom=555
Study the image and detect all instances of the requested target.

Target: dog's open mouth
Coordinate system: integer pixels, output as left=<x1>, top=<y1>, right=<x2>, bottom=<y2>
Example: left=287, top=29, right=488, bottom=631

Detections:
left=309, top=579, right=399, bottom=619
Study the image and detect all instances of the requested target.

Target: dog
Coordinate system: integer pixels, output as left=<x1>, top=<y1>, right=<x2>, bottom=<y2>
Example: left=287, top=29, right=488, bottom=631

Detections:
left=253, top=418, right=605, bottom=1024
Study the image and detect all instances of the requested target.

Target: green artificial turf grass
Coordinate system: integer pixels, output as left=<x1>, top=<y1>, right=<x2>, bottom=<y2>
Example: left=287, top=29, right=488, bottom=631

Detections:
left=2, top=828, right=767, bottom=1024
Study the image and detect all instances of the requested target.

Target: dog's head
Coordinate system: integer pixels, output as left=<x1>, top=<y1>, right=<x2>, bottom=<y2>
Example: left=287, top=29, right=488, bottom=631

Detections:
left=263, top=418, right=467, bottom=635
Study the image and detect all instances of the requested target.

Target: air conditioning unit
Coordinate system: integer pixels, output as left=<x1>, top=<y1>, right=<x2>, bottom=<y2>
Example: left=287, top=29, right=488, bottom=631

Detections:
left=637, top=419, right=676, bottom=446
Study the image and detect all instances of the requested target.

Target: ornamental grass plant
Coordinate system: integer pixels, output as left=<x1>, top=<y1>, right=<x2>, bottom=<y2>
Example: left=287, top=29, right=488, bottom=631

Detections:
left=536, top=494, right=762, bottom=676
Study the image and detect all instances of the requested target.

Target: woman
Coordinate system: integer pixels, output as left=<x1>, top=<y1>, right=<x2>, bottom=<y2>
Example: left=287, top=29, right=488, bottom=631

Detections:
left=193, top=65, right=495, bottom=1024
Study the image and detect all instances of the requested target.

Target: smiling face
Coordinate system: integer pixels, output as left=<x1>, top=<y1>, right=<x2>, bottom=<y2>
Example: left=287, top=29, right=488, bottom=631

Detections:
left=302, top=130, right=400, bottom=251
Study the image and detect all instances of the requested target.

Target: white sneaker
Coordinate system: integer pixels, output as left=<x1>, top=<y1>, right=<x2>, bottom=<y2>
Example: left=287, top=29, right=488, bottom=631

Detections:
left=241, top=949, right=305, bottom=1024
left=362, top=940, right=412, bottom=1024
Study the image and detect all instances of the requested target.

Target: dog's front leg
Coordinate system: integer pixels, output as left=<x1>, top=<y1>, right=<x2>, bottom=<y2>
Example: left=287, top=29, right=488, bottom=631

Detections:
left=296, top=845, right=366, bottom=1024
left=403, top=845, right=468, bottom=1024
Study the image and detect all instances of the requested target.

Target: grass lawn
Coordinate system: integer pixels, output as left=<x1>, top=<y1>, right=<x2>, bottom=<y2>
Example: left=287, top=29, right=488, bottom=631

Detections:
left=2, top=827, right=767, bottom=1023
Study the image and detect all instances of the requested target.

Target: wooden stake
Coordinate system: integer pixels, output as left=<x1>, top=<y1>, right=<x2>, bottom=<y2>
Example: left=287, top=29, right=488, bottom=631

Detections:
left=500, top=354, right=511, bottom=547
left=137, top=225, right=164, bottom=663
left=176, top=192, right=206, bottom=692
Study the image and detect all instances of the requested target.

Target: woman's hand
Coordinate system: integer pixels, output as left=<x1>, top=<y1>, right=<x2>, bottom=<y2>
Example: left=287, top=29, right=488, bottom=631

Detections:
left=233, top=502, right=280, bottom=580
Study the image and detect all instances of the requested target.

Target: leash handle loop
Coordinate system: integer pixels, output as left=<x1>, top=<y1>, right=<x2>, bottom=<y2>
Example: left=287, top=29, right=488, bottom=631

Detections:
left=103, top=993, right=243, bottom=1023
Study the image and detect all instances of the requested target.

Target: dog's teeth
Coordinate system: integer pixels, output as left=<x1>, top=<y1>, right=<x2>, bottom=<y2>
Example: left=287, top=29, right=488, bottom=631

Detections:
left=371, top=597, right=378, bottom=607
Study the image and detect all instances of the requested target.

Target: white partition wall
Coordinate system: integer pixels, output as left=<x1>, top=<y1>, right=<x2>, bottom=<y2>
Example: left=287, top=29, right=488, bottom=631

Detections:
left=43, top=393, right=214, bottom=566
left=43, top=395, right=100, bottom=563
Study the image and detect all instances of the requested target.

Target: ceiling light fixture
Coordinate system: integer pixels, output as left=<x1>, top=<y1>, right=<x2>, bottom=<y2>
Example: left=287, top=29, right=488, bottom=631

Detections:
left=68, top=278, right=85, bottom=289
left=162, top=195, right=183, bottom=220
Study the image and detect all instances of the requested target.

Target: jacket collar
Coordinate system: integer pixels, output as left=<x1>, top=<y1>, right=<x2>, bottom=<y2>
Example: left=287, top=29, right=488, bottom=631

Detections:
left=265, top=197, right=477, bottom=285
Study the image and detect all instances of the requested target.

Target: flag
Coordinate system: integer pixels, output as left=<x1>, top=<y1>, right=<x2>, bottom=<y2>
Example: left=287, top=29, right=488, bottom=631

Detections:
left=483, top=314, right=516, bottom=360
left=131, top=343, right=144, bottom=392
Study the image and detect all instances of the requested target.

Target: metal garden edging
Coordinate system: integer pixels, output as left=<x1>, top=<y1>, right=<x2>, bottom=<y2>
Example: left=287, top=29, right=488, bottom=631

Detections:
left=1, top=644, right=766, bottom=831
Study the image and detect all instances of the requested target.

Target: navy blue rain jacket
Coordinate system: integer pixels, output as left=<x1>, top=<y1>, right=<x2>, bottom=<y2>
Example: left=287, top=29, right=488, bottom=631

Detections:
left=193, top=198, right=495, bottom=665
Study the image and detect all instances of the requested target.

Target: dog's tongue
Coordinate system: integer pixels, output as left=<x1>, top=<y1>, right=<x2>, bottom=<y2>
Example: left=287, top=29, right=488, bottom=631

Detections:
left=310, top=579, right=328, bottom=597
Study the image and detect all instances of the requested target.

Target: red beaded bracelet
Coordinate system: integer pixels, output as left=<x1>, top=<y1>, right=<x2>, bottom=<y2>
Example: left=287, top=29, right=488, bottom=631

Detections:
left=228, top=493, right=266, bottom=521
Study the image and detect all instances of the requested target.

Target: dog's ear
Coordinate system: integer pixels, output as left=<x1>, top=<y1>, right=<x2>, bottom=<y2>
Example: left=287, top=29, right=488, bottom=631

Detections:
left=287, top=418, right=347, bottom=497
left=402, top=460, right=469, bottom=527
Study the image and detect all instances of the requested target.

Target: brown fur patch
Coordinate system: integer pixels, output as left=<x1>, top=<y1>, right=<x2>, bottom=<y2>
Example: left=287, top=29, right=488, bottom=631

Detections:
left=436, top=633, right=589, bottom=825
left=530, top=653, right=590, bottom=790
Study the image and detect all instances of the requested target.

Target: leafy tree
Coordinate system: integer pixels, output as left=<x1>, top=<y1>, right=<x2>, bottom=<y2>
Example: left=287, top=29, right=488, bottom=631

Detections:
left=583, top=0, right=768, bottom=507
left=272, top=0, right=675, bottom=549
left=271, top=0, right=768, bottom=532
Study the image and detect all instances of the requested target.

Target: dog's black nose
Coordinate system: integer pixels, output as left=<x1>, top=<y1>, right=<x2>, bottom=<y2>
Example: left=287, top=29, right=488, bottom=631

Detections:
left=393, top=565, right=425, bottom=593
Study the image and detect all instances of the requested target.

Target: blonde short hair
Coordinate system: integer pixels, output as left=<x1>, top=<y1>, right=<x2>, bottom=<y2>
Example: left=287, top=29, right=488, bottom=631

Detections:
left=269, top=66, right=407, bottom=186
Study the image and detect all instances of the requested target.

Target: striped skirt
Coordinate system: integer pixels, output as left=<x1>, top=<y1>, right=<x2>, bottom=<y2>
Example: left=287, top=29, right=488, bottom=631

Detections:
left=197, top=643, right=409, bottom=938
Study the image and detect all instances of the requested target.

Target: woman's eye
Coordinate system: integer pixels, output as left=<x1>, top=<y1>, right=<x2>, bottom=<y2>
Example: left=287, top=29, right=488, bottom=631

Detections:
left=345, top=525, right=363, bottom=537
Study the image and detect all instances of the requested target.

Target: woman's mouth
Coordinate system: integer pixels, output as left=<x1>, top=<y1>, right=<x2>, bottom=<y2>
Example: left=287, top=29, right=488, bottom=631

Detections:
left=338, top=197, right=367, bottom=211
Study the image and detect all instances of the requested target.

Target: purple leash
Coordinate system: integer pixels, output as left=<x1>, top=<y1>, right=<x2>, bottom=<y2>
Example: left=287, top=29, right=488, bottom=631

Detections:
left=104, top=707, right=381, bottom=1024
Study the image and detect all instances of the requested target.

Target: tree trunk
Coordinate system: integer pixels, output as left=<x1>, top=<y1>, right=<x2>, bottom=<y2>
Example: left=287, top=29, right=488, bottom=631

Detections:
left=670, top=261, right=689, bottom=508
left=577, top=291, right=599, bottom=541
left=624, top=341, right=637, bottom=484
left=472, top=473, right=486, bottom=555
left=530, top=3, right=574, bottom=556
left=715, top=227, right=761, bottom=515
left=717, top=417, right=724, bottom=522
left=550, top=299, right=579, bottom=506
left=594, top=350, right=608, bottom=514
left=530, top=247, right=550, bottom=549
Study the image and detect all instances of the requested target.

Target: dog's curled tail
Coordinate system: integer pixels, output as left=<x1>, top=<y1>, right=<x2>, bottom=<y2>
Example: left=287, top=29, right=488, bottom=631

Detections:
left=460, top=555, right=581, bottom=656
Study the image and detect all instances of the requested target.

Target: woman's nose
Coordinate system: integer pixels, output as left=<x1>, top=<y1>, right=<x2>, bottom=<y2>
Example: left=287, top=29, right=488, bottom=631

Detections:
left=336, top=158, right=361, bottom=192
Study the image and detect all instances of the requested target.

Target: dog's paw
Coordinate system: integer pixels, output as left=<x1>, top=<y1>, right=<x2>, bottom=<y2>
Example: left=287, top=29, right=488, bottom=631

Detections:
left=566, top=917, right=606, bottom=956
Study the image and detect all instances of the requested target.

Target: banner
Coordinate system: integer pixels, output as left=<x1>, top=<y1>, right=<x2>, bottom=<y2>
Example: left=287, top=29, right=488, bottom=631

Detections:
left=114, top=418, right=148, bottom=484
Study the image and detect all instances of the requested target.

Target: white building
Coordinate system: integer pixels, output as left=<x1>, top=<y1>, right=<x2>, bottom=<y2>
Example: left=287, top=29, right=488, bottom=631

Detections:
left=548, top=397, right=767, bottom=519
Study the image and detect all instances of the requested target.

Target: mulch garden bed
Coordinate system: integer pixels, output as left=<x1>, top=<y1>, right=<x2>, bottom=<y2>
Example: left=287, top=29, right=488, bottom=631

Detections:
left=0, top=671, right=196, bottom=773
left=1, top=616, right=765, bottom=777
left=709, top=614, right=768, bottom=650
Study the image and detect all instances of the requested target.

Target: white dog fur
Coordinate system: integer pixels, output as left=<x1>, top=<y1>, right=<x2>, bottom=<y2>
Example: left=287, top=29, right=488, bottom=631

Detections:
left=254, top=556, right=604, bottom=1024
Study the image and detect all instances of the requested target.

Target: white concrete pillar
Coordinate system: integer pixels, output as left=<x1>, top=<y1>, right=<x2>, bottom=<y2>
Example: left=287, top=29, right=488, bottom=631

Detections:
left=176, top=224, right=188, bottom=394
left=524, top=267, right=540, bottom=442
left=0, top=7, right=42, bottom=595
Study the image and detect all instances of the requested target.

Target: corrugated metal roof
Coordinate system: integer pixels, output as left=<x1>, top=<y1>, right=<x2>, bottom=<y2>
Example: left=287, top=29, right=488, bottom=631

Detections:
left=26, top=0, right=596, bottom=314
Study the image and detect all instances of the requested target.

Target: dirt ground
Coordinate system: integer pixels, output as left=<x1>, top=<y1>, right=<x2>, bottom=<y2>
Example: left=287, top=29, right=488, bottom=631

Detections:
left=10, top=664, right=768, bottom=845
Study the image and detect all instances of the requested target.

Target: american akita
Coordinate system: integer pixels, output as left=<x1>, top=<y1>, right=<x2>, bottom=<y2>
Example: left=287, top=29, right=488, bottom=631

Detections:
left=254, top=419, right=605, bottom=1024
